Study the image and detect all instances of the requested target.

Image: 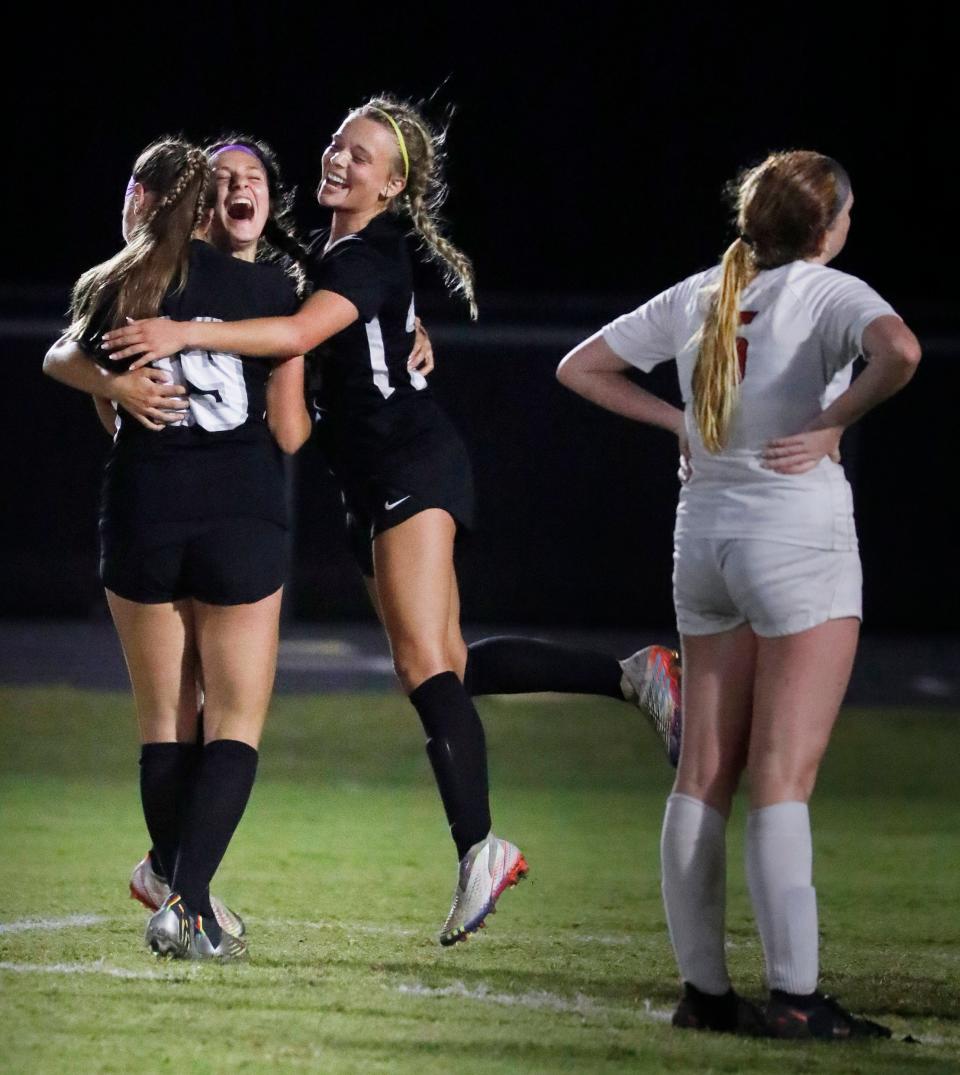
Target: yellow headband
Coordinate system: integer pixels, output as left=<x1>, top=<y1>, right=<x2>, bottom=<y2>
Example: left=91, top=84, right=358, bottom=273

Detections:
left=368, top=107, right=409, bottom=181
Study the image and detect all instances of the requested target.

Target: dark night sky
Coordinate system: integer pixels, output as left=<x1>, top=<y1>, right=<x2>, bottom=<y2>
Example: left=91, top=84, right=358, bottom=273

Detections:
left=2, top=6, right=954, bottom=627
left=7, top=6, right=950, bottom=316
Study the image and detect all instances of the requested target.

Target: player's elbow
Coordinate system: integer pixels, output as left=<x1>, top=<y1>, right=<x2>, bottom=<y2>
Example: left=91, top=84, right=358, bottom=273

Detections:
left=42, top=344, right=66, bottom=381
left=556, top=353, right=577, bottom=389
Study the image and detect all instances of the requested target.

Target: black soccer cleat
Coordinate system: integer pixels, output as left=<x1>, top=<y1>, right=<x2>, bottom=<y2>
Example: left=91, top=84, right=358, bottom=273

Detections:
left=672, top=982, right=767, bottom=1035
left=765, top=989, right=892, bottom=1040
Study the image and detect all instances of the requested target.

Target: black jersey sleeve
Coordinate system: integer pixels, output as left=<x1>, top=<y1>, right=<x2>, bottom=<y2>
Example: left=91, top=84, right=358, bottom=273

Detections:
left=307, top=239, right=388, bottom=323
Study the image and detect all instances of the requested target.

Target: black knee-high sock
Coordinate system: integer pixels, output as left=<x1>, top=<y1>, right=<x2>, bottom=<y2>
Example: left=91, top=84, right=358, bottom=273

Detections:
left=463, top=636, right=624, bottom=699
left=145, top=707, right=205, bottom=878
left=140, top=742, right=201, bottom=881
left=172, top=739, right=258, bottom=944
left=409, top=671, right=491, bottom=860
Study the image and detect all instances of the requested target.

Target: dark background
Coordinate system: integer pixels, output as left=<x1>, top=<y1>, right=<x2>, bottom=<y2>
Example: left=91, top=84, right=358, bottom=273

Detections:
left=3, top=6, right=953, bottom=630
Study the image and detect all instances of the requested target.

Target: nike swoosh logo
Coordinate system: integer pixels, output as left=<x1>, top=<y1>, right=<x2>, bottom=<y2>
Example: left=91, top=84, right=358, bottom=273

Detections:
left=384, top=496, right=412, bottom=511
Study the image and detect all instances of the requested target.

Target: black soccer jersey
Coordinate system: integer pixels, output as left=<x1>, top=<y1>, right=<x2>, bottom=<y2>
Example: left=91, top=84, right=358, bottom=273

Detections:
left=305, top=213, right=475, bottom=539
left=90, top=240, right=299, bottom=528
left=307, top=213, right=427, bottom=414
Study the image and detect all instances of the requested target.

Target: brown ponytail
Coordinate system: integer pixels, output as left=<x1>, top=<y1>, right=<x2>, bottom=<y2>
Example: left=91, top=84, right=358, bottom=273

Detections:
left=692, top=150, right=851, bottom=452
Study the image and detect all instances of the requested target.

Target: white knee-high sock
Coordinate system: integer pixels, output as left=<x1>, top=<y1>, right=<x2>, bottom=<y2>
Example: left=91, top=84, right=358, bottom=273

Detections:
left=745, top=801, right=818, bottom=994
left=660, top=793, right=731, bottom=995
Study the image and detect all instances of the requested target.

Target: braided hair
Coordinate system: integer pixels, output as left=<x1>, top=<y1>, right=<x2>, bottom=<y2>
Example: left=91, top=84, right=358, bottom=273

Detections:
left=68, top=137, right=210, bottom=342
left=356, top=95, right=477, bottom=320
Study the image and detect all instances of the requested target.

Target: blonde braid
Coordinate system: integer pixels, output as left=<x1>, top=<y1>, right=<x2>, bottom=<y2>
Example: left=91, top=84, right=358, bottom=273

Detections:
left=692, top=238, right=756, bottom=452
left=362, top=97, right=478, bottom=320
left=146, top=148, right=209, bottom=228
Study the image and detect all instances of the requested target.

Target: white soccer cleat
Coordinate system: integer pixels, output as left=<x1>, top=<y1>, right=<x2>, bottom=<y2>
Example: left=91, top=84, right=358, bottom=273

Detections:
left=619, top=645, right=683, bottom=767
left=130, top=854, right=171, bottom=912
left=129, top=853, right=246, bottom=937
left=439, top=833, right=528, bottom=946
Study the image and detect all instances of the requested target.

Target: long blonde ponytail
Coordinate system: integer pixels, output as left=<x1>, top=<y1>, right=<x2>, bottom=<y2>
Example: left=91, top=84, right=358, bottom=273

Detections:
left=692, top=149, right=851, bottom=452
left=692, top=238, right=756, bottom=452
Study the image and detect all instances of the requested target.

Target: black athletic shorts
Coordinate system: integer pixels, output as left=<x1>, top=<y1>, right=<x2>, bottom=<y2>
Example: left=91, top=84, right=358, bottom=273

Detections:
left=321, top=402, right=476, bottom=579
left=100, top=516, right=288, bottom=605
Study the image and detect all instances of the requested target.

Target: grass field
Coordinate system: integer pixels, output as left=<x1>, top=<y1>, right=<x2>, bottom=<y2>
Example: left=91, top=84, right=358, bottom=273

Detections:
left=1, top=686, right=958, bottom=1074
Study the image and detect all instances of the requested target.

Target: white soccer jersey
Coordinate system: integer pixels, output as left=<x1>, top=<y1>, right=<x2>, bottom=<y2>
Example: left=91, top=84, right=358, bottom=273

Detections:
left=602, top=261, right=897, bottom=550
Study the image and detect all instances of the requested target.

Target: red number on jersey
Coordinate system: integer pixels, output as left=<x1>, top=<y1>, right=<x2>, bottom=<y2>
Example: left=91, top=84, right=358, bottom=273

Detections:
left=736, top=311, right=758, bottom=380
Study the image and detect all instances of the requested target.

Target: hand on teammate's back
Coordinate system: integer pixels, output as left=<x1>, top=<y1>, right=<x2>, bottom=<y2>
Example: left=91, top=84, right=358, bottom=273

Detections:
left=112, top=368, right=188, bottom=431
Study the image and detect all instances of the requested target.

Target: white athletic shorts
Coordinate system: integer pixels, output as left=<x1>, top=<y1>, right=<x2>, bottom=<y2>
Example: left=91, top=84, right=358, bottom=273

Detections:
left=673, top=536, right=862, bottom=638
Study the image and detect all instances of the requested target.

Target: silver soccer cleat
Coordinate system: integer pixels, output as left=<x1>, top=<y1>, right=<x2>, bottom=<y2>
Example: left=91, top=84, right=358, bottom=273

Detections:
left=439, top=833, right=528, bottom=946
left=619, top=644, right=683, bottom=766
left=188, top=914, right=248, bottom=961
left=130, top=853, right=246, bottom=937
left=145, top=893, right=192, bottom=958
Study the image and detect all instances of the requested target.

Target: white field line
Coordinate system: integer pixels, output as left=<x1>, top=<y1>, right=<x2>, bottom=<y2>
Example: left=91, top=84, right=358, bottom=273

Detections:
left=0, top=914, right=107, bottom=935
left=396, top=979, right=673, bottom=1023
left=0, top=959, right=177, bottom=981
left=265, top=919, right=645, bottom=947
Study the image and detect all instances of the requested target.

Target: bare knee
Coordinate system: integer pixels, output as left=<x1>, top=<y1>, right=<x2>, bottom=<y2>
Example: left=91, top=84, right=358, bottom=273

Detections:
left=392, top=637, right=459, bottom=694
left=674, top=741, right=748, bottom=816
left=747, top=753, right=818, bottom=807
left=674, top=766, right=743, bottom=816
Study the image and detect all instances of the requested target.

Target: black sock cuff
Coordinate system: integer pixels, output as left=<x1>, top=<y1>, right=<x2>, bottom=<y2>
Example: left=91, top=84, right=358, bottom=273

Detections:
left=140, top=741, right=199, bottom=763
left=409, top=670, right=462, bottom=707
left=203, top=739, right=259, bottom=763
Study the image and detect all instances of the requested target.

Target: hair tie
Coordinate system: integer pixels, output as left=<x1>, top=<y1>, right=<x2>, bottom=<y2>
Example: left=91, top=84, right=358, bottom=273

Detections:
left=368, top=107, right=410, bottom=181
left=739, top=232, right=755, bottom=247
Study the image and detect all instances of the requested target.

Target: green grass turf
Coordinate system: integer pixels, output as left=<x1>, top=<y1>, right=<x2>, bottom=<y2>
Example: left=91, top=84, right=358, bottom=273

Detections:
left=1, top=686, right=958, bottom=1074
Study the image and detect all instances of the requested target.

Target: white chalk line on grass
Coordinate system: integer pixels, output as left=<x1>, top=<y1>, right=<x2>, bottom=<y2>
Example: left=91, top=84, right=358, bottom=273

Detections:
left=0, top=914, right=107, bottom=935
left=266, top=919, right=649, bottom=948
left=396, top=980, right=673, bottom=1023
left=0, top=959, right=175, bottom=981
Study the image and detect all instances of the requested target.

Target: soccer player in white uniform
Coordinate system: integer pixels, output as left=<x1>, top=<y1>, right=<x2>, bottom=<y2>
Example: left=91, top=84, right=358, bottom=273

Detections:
left=557, top=150, right=920, bottom=1039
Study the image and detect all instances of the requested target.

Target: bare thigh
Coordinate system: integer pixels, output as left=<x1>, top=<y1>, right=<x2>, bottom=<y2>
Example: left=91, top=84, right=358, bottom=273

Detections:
left=747, top=617, right=859, bottom=808
left=106, top=590, right=200, bottom=743
left=373, top=509, right=466, bottom=692
left=365, top=545, right=467, bottom=684
left=192, top=587, right=284, bottom=748
left=674, top=624, right=757, bottom=816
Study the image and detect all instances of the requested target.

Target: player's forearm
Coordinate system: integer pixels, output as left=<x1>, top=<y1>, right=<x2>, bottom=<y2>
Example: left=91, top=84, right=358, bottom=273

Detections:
left=812, top=320, right=921, bottom=433
left=182, top=316, right=310, bottom=359
left=43, top=340, right=118, bottom=399
left=558, top=333, right=685, bottom=436
left=578, top=371, right=683, bottom=433
left=267, top=357, right=312, bottom=454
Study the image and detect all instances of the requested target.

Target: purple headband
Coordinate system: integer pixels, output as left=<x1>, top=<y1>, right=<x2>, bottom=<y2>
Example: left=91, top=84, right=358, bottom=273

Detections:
left=124, top=176, right=136, bottom=198
left=210, top=143, right=262, bottom=161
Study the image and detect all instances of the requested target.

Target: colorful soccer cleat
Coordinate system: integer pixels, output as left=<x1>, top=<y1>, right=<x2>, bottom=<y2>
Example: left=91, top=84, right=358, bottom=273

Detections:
left=129, top=853, right=245, bottom=937
left=145, top=893, right=192, bottom=958
left=619, top=645, right=683, bottom=766
left=671, top=982, right=767, bottom=1035
left=765, top=990, right=892, bottom=1040
left=439, top=833, right=528, bottom=946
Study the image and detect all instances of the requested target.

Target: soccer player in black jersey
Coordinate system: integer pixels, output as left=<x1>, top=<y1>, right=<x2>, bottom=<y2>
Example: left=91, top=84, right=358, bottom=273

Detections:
left=104, top=99, right=682, bottom=945
left=45, top=136, right=311, bottom=959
